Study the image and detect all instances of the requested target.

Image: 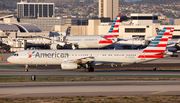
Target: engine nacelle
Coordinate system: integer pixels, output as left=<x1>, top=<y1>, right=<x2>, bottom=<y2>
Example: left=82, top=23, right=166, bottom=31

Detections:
left=61, top=62, right=78, bottom=70
left=50, top=43, right=61, bottom=49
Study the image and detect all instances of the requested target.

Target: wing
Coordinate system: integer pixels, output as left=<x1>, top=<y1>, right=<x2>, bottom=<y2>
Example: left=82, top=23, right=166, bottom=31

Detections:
left=63, top=56, right=95, bottom=64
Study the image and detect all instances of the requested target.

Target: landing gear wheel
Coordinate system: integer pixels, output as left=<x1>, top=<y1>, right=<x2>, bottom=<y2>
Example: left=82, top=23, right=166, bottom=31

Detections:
left=85, top=68, right=90, bottom=72
left=24, top=69, right=28, bottom=72
left=25, top=64, right=28, bottom=72
left=85, top=67, right=94, bottom=72
left=89, top=67, right=94, bottom=72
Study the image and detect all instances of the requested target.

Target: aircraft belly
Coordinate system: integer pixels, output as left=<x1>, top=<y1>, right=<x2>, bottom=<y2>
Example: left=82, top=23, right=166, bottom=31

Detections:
left=136, top=58, right=158, bottom=63
left=81, top=41, right=98, bottom=48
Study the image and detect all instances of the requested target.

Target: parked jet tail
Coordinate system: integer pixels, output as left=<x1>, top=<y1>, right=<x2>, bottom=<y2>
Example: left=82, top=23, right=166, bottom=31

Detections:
left=138, top=27, right=174, bottom=59
left=104, top=14, right=121, bottom=39
left=66, top=26, right=71, bottom=36
left=156, top=28, right=174, bottom=39
left=156, top=28, right=160, bottom=34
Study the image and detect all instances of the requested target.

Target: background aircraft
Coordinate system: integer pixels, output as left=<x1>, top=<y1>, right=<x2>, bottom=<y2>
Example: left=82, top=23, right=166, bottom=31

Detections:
left=50, top=14, right=121, bottom=49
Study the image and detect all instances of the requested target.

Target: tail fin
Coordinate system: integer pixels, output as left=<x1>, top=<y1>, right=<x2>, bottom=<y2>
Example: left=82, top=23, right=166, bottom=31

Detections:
left=156, top=27, right=174, bottom=39
left=103, top=14, right=121, bottom=39
left=138, top=27, right=174, bottom=58
left=107, top=14, right=121, bottom=35
left=156, top=28, right=160, bottom=34
left=169, top=27, right=174, bottom=40
left=66, top=26, right=71, bottom=36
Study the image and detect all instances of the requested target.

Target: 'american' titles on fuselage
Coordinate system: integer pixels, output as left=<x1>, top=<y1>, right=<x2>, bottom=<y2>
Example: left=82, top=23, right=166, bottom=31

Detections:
left=33, top=52, right=69, bottom=58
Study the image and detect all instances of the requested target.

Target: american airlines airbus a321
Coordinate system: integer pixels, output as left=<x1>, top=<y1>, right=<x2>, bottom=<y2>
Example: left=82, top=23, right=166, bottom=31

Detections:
left=7, top=27, right=174, bottom=72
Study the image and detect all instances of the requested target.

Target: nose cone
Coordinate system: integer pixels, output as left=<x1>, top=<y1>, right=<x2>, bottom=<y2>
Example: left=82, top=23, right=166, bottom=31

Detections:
left=7, top=56, right=13, bottom=63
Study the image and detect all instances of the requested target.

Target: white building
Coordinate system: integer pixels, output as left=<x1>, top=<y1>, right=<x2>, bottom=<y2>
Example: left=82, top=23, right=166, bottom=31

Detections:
left=130, top=13, right=158, bottom=25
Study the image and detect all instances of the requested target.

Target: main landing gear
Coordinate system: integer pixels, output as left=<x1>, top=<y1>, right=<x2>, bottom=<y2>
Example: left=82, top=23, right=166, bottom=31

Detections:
left=24, top=64, right=28, bottom=72
left=85, top=66, right=94, bottom=72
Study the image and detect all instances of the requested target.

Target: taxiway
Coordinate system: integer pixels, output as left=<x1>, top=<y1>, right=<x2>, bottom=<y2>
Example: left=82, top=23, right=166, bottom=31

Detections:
left=0, top=81, right=180, bottom=98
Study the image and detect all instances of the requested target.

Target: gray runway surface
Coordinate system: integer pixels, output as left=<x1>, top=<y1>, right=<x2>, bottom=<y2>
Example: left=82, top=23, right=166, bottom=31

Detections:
left=1, top=59, right=180, bottom=77
left=1, top=69, right=180, bottom=77
left=0, top=81, right=180, bottom=98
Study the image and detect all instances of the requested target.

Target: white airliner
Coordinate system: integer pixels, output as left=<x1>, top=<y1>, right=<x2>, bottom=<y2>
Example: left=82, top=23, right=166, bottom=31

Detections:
left=7, top=27, right=173, bottom=72
left=51, top=14, right=121, bottom=49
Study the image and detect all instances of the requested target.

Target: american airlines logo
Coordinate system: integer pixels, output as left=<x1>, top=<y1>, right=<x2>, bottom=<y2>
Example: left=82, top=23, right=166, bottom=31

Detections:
left=28, top=51, right=35, bottom=58
left=34, top=52, right=69, bottom=58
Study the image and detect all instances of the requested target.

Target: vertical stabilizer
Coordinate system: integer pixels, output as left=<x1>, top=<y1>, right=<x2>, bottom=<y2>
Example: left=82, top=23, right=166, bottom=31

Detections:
left=107, top=14, right=121, bottom=35
left=138, top=27, right=174, bottom=58
left=156, top=28, right=160, bottom=34
left=66, top=26, right=71, bottom=36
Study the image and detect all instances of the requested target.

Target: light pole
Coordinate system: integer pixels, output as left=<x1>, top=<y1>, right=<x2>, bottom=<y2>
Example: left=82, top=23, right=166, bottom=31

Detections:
left=61, top=17, right=62, bottom=35
left=81, top=12, right=82, bottom=35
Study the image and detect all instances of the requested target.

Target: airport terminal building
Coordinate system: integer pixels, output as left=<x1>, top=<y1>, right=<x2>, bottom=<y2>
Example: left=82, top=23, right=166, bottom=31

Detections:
left=17, top=1, right=54, bottom=18
left=54, top=13, right=180, bottom=39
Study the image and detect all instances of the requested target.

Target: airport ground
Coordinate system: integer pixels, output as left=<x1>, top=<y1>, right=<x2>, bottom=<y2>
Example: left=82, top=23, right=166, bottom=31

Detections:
left=0, top=53, right=180, bottom=102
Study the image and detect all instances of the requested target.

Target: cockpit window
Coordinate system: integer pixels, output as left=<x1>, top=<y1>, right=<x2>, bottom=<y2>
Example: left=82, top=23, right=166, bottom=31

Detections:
left=13, top=54, right=18, bottom=56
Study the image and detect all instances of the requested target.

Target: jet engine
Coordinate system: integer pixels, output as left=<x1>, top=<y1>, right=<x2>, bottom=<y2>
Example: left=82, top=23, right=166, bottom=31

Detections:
left=176, top=43, right=180, bottom=50
left=61, top=62, right=79, bottom=70
left=50, top=43, right=61, bottom=49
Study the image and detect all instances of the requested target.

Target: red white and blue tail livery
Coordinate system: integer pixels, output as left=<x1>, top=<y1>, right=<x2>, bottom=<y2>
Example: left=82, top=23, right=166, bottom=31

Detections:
left=156, top=28, right=160, bottom=35
left=138, top=27, right=174, bottom=59
left=66, top=26, right=71, bottom=36
left=107, top=14, right=121, bottom=34
left=156, top=27, right=174, bottom=40
left=103, top=14, right=121, bottom=39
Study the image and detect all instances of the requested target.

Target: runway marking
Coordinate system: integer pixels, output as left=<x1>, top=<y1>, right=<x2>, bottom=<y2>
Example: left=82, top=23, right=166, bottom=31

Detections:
left=0, top=93, right=21, bottom=98
left=150, top=91, right=167, bottom=94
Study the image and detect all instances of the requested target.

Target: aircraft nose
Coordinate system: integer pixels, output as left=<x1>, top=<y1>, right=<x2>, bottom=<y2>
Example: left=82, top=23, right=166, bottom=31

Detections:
left=7, top=56, right=13, bottom=63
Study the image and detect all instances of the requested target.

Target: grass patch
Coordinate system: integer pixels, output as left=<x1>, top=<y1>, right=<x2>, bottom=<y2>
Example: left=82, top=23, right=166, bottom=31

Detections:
left=0, top=95, right=180, bottom=103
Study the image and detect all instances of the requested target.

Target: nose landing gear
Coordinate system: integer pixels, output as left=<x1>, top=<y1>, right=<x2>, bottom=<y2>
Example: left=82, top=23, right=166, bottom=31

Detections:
left=24, top=64, right=28, bottom=72
left=85, top=66, right=94, bottom=72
